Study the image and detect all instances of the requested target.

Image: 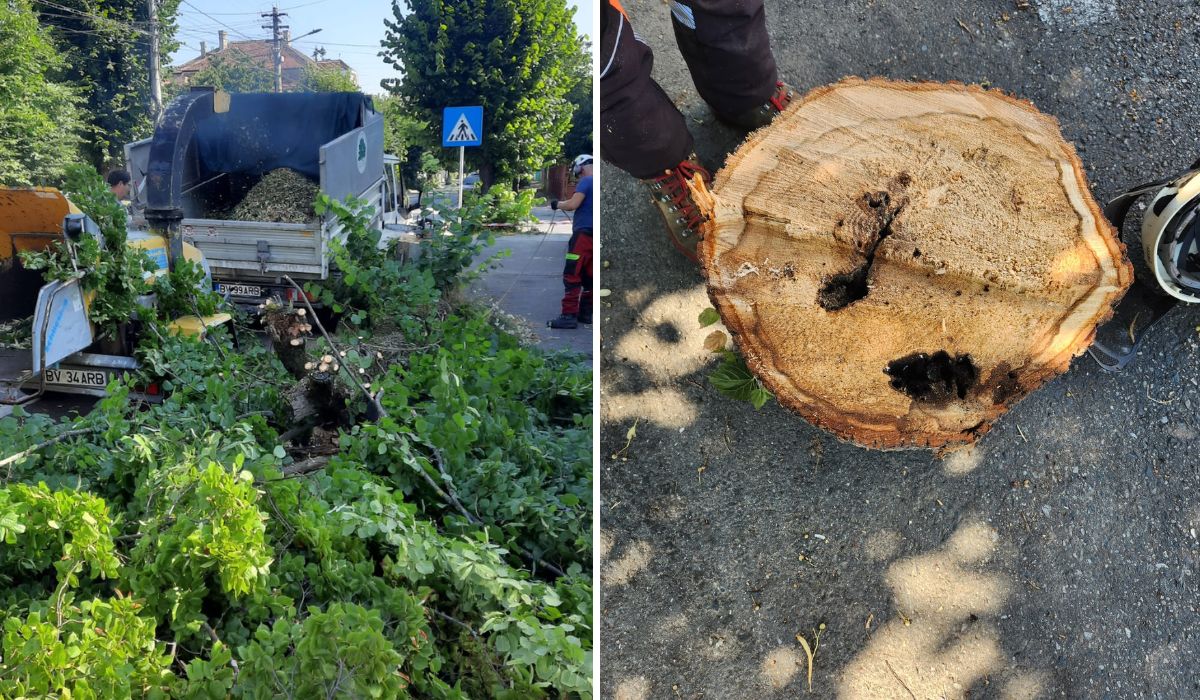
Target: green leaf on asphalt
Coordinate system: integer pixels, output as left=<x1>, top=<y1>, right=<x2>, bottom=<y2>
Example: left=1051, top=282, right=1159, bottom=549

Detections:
left=698, top=308, right=720, bottom=327
left=709, top=351, right=774, bottom=410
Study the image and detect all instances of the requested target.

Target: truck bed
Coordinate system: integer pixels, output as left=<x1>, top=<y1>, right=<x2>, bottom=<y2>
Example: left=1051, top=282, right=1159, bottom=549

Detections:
left=180, top=176, right=384, bottom=283
left=182, top=218, right=324, bottom=279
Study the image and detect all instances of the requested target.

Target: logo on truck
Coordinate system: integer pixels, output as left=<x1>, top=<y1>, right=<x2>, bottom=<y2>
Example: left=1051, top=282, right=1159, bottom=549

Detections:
left=356, top=133, right=368, bottom=174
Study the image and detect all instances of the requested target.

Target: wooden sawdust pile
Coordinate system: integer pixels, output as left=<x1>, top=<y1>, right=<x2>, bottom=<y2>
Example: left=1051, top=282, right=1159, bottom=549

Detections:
left=227, top=168, right=318, bottom=223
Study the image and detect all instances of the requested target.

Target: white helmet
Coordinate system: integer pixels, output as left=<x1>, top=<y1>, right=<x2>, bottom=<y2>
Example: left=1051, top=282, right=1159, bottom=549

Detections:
left=572, top=154, right=593, bottom=176
left=1141, top=170, right=1200, bottom=302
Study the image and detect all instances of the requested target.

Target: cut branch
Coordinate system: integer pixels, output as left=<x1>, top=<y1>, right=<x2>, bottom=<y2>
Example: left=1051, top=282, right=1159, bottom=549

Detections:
left=283, top=275, right=386, bottom=420
left=2, top=427, right=98, bottom=477
left=412, top=438, right=567, bottom=578
left=202, top=622, right=241, bottom=681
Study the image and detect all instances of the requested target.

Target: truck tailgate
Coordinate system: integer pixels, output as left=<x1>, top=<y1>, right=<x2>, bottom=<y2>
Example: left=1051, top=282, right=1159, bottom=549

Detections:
left=181, top=218, right=324, bottom=277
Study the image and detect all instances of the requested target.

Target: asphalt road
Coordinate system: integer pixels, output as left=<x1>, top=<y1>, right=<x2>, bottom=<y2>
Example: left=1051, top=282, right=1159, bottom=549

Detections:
left=0, top=394, right=96, bottom=422
left=599, top=1, right=1200, bottom=698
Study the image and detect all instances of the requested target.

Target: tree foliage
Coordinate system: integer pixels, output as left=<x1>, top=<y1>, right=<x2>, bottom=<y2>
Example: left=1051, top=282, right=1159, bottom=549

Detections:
left=378, top=95, right=442, bottom=202
left=298, top=62, right=359, bottom=92
left=182, top=49, right=275, bottom=94
left=35, top=0, right=183, bottom=169
left=562, top=43, right=592, bottom=162
left=180, top=51, right=359, bottom=96
left=0, top=0, right=83, bottom=186
left=381, top=0, right=586, bottom=189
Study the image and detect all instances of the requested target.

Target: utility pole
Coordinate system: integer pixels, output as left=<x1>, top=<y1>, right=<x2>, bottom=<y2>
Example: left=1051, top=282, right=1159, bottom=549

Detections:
left=148, top=0, right=162, bottom=115
left=261, top=6, right=288, bottom=93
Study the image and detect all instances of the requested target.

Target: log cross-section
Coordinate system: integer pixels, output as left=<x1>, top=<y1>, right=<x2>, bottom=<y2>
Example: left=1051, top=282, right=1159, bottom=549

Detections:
left=695, top=78, right=1132, bottom=449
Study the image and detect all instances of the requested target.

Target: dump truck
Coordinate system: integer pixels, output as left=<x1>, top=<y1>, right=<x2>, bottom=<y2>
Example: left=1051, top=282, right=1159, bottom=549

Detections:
left=125, top=89, right=416, bottom=309
left=0, top=188, right=230, bottom=405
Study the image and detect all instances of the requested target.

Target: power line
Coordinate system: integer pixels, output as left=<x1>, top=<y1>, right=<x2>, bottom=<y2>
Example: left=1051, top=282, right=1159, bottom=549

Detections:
left=32, top=0, right=152, bottom=35
left=282, top=0, right=336, bottom=10
left=179, top=0, right=255, bottom=39
left=177, top=21, right=263, bottom=32
left=175, top=0, right=335, bottom=14
left=291, top=39, right=380, bottom=48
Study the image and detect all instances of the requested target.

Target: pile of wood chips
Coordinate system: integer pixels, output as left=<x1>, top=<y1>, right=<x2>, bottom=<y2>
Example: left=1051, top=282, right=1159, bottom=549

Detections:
left=228, top=168, right=319, bottom=223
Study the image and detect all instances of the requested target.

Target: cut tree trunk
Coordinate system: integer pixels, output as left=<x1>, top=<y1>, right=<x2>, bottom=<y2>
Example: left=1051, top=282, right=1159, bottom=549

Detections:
left=693, top=78, right=1132, bottom=449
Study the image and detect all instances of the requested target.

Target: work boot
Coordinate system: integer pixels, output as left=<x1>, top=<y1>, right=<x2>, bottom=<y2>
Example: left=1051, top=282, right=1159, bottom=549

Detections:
left=643, top=156, right=713, bottom=264
left=718, top=81, right=797, bottom=131
left=548, top=314, right=578, bottom=329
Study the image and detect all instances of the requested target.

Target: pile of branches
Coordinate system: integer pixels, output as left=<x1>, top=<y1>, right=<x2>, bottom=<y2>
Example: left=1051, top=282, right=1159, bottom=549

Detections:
left=0, top=192, right=593, bottom=698
left=0, top=317, right=32, bottom=349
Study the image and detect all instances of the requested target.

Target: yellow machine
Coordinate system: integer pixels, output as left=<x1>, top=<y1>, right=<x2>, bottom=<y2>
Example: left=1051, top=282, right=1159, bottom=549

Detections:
left=0, top=188, right=230, bottom=405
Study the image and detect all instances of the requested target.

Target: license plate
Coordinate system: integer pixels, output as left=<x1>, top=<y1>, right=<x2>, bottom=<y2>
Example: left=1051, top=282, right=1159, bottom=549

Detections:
left=44, top=367, right=109, bottom=388
left=215, top=283, right=263, bottom=298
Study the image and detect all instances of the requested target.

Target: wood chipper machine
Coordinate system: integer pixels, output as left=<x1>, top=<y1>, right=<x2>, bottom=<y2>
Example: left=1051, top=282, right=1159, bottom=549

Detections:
left=126, top=88, right=413, bottom=310
left=0, top=187, right=230, bottom=406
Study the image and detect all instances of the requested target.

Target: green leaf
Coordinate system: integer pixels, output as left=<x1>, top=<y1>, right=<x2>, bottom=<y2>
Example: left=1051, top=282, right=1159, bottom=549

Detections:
left=710, top=351, right=774, bottom=410
left=698, top=308, right=720, bottom=327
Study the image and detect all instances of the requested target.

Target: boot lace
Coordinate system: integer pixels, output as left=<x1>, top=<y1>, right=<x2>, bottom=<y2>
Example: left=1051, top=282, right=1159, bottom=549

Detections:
left=767, top=81, right=794, bottom=112
left=648, top=160, right=712, bottom=232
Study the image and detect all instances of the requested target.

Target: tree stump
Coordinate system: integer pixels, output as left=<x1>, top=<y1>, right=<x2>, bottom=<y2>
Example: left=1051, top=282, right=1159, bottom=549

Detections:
left=694, top=78, right=1132, bottom=449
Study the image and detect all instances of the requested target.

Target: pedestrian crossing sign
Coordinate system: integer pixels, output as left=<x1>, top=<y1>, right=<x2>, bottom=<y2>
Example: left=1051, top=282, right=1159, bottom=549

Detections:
left=442, top=106, right=483, bottom=147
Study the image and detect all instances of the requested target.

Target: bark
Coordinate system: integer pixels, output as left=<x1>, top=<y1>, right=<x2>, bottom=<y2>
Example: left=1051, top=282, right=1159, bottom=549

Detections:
left=694, top=78, right=1132, bottom=449
left=479, top=161, right=496, bottom=192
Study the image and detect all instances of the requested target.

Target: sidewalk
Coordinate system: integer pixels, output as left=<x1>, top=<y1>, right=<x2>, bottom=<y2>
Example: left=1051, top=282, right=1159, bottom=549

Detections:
left=470, top=212, right=592, bottom=357
left=524, top=204, right=574, bottom=232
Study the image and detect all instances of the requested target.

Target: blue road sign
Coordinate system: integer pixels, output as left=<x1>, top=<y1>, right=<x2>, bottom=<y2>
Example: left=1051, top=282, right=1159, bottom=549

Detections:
left=442, top=106, right=483, bottom=147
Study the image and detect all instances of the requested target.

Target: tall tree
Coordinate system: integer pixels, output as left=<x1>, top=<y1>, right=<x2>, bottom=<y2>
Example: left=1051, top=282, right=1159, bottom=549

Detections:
left=35, top=0, right=182, bottom=169
left=561, top=43, right=591, bottom=161
left=0, top=0, right=83, bottom=185
left=381, top=0, right=585, bottom=190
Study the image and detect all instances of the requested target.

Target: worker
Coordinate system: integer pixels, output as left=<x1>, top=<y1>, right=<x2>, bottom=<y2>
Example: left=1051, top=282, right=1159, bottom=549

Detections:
left=547, top=154, right=594, bottom=329
left=106, top=169, right=132, bottom=202
left=600, top=0, right=794, bottom=262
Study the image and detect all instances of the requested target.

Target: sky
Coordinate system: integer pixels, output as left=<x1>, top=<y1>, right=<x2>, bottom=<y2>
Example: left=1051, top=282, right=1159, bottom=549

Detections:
left=170, top=0, right=594, bottom=96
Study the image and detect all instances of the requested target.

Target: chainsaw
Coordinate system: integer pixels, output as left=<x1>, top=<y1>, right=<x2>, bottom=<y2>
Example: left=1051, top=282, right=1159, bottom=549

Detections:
left=1088, top=160, right=1200, bottom=371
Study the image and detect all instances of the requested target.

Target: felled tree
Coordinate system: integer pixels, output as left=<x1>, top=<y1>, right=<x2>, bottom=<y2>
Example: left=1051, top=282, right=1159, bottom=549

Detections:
left=695, top=78, right=1132, bottom=449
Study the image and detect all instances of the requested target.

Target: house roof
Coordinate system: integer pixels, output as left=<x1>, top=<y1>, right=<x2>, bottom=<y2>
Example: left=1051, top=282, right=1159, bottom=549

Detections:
left=172, top=39, right=359, bottom=91
left=316, top=59, right=353, bottom=73
left=174, top=40, right=318, bottom=76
